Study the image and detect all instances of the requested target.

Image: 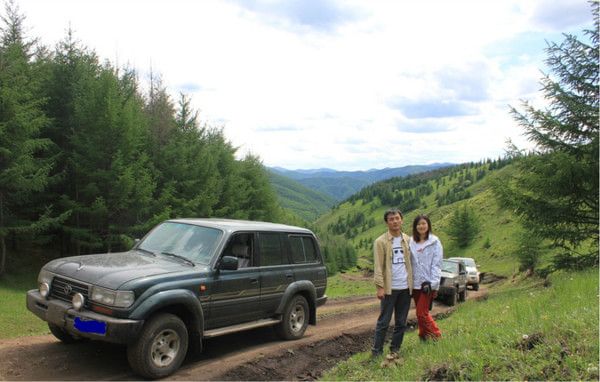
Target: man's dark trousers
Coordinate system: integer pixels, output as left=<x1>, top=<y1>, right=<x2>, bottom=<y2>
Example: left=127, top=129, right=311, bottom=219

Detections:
left=372, top=289, right=411, bottom=355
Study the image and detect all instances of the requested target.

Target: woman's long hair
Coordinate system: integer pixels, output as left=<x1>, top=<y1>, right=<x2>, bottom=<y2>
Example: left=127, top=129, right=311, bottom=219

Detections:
left=412, top=214, right=432, bottom=242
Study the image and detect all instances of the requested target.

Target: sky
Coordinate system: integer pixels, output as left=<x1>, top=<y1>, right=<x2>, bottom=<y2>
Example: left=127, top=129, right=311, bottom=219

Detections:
left=14, top=0, right=594, bottom=171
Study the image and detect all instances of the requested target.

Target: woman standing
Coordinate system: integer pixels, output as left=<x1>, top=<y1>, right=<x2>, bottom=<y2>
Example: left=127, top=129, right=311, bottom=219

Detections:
left=410, top=214, right=443, bottom=340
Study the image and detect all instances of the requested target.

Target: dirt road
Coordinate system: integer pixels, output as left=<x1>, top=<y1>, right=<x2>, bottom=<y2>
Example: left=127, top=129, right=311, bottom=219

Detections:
left=0, top=288, right=487, bottom=381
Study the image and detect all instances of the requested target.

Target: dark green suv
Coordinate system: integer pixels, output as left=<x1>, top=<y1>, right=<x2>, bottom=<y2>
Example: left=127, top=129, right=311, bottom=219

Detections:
left=26, top=219, right=328, bottom=379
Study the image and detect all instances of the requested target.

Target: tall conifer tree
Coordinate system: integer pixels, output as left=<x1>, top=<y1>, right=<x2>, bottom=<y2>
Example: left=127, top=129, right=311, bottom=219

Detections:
left=496, top=5, right=599, bottom=265
left=0, top=2, right=57, bottom=274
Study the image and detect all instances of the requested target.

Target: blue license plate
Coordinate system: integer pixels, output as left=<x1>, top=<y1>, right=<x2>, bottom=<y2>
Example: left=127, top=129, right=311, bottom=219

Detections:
left=74, top=317, right=107, bottom=335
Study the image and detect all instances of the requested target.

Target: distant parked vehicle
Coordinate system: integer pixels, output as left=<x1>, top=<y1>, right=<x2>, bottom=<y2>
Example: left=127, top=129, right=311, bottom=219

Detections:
left=448, top=257, right=480, bottom=291
left=437, top=259, right=468, bottom=306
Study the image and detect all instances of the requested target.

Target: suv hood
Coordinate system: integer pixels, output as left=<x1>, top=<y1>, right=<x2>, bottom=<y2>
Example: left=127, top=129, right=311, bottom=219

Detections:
left=441, top=270, right=457, bottom=278
left=43, top=251, right=188, bottom=289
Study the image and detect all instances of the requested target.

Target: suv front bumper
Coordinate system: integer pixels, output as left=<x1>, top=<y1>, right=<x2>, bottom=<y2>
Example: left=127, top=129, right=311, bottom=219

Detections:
left=467, top=275, right=479, bottom=284
left=27, top=290, right=143, bottom=344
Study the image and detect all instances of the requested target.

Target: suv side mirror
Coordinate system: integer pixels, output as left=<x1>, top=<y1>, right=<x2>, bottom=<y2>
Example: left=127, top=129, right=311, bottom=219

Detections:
left=219, top=256, right=239, bottom=271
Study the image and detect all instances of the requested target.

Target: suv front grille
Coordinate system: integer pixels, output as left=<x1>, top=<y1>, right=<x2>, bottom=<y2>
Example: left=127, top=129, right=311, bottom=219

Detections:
left=50, top=276, right=90, bottom=307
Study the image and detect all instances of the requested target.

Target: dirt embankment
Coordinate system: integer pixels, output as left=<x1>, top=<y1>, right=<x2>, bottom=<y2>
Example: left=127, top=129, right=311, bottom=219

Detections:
left=0, top=288, right=488, bottom=381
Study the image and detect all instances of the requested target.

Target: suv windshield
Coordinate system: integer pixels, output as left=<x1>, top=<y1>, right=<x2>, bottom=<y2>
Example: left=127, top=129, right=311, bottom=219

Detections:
left=442, top=260, right=459, bottom=274
left=137, top=222, right=223, bottom=265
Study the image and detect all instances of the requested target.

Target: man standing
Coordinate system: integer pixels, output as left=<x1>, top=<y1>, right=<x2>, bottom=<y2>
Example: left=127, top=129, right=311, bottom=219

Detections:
left=372, top=209, right=413, bottom=360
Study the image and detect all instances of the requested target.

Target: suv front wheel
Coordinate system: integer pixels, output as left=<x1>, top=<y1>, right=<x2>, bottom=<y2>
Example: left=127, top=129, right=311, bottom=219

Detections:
left=276, top=295, right=309, bottom=340
left=127, top=313, right=189, bottom=379
left=446, top=287, right=457, bottom=306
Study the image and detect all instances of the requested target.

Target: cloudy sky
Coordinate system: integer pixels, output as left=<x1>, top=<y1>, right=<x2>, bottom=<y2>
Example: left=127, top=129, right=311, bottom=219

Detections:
left=15, top=0, right=594, bottom=170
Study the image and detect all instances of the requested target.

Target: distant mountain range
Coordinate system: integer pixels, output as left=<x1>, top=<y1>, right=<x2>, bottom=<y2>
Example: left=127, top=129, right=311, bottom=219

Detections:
left=268, top=163, right=453, bottom=202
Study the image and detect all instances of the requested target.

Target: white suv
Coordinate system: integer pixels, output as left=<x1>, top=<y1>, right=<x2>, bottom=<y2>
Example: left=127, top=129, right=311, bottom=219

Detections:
left=448, top=257, right=480, bottom=291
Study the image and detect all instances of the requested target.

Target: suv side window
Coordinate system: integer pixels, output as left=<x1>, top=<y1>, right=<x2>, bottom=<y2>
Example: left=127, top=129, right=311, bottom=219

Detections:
left=303, top=237, right=318, bottom=262
left=289, top=236, right=305, bottom=263
left=223, top=232, right=255, bottom=268
left=258, top=232, right=286, bottom=266
left=289, top=235, right=319, bottom=264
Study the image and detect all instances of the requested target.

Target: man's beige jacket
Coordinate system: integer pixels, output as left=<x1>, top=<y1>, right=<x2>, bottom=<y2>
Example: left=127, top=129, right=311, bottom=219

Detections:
left=373, top=231, right=414, bottom=295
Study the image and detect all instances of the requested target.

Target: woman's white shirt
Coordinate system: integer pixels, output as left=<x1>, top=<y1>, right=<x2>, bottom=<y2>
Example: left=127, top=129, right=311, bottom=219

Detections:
left=410, top=234, right=443, bottom=290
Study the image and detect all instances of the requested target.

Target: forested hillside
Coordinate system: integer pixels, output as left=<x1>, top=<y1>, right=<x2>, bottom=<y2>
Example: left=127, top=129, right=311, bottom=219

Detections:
left=0, top=6, right=282, bottom=275
left=313, top=158, right=525, bottom=277
left=267, top=171, right=335, bottom=221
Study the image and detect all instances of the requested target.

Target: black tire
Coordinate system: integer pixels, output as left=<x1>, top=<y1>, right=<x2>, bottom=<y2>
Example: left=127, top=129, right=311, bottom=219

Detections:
left=473, top=283, right=479, bottom=291
left=48, top=323, right=80, bottom=344
left=459, top=287, right=467, bottom=302
left=276, top=295, right=309, bottom=340
left=446, top=287, right=457, bottom=306
left=127, top=313, right=188, bottom=379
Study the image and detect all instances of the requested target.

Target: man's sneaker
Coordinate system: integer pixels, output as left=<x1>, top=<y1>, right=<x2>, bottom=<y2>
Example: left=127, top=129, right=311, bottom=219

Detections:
left=380, top=352, right=402, bottom=368
left=386, top=352, right=400, bottom=360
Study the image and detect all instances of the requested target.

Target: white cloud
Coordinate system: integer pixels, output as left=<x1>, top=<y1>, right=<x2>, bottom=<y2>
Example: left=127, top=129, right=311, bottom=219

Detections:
left=13, top=0, right=594, bottom=170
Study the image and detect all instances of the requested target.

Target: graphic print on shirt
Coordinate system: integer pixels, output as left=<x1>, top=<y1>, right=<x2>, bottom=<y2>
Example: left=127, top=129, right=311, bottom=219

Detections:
left=391, top=236, right=409, bottom=289
left=392, top=244, right=405, bottom=264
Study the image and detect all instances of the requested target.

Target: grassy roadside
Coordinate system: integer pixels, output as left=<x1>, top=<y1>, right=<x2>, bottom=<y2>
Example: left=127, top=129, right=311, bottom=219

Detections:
left=326, top=272, right=373, bottom=299
left=0, top=272, right=49, bottom=339
left=322, top=269, right=599, bottom=381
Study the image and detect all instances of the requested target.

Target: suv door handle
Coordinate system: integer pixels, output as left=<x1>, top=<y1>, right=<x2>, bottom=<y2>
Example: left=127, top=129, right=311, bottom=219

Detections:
left=285, top=273, right=293, bottom=279
left=250, top=278, right=258, bottom=284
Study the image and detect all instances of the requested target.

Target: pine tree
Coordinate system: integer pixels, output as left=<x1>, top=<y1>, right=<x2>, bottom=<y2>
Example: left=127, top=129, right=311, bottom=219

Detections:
left=0, top=2, right=61, bottom=275
left=495, top=5, right=599, bottom=265
left=68, top=64, right=156, bottom=253
left=447, top=205, right=479, bottom=248
left=39, top=30, right=103, bottom=255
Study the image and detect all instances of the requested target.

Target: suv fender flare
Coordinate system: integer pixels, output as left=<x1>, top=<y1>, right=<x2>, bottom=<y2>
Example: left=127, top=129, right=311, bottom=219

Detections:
left=276, top=281, right=317, bottom=325
left=130, top=289, right=204, bottom=336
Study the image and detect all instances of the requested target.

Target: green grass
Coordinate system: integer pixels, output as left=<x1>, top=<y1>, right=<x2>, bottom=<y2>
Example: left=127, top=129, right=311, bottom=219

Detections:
left=0, top=272, right=49, bottom=339
left=322, top=269, right=599, bottom=381
left=326, top=272, right=374, bottom=298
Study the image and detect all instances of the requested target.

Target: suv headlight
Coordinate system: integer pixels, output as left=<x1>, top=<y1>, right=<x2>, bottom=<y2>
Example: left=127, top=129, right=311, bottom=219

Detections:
left=38, top=269, right=53, bottom=298
left=90, top=286, right=135, bottom=308
left=443, top=277, right=455, bottom=287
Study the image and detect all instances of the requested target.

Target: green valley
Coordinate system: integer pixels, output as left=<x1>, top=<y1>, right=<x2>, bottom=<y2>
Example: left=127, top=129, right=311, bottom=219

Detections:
left=268, top=171, right=336, bottom=221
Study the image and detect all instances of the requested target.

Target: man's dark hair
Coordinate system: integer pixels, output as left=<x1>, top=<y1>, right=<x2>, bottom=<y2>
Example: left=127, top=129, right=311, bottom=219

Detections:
left=412, top=214, right=432, bottom=242
left=383, top=209, right=403, bottom=222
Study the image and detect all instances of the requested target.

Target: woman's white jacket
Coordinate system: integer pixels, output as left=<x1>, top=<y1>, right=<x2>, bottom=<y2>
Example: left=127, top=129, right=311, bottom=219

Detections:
left=410, top=234, right=443, bottom=291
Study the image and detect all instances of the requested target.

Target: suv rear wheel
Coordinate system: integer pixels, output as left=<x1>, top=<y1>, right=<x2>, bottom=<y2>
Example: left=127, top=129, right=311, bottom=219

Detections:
left=127, top=313, right=188, bottom=379
left=276, top=295, right=309, bottom=340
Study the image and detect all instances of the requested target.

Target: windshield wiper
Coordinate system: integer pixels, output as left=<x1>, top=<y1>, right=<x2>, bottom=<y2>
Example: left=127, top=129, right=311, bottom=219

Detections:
left=135, top=247, right=156, bottom=257
left=160, top=252, right=195, bottom=266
